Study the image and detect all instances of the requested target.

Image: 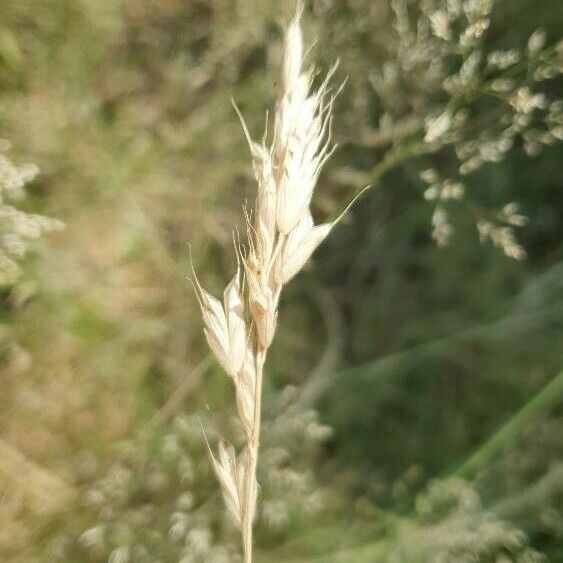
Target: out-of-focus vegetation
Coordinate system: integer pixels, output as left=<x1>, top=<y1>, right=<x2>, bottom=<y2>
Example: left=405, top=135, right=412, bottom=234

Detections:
left=0, top=0, right=561, bottom=561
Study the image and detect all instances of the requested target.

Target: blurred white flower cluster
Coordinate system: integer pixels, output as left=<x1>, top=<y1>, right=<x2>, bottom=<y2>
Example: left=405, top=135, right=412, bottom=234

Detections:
left=48, top=405, right=330, bottom=562
left=348, top=476, right=548, bottom=562
left=0, top=141, right=63, bottom=283
left=398, top=479, right=546, bottom=562
left=357, top=0, right=563, bottom=257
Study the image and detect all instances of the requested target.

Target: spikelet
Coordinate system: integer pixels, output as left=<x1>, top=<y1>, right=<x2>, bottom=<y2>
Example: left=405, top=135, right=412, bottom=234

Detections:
left=202, top=437, right=258, bottom=532
left=276, top=186, right=370, bottom=284
left=234, top=104, right=277, bottom=265
left=242, top=234, right=279, bottom=349
left=191, top=258, right=246, bottom=378
left=245, top=268, right=278, bottom=349
left=253, top=152, right=277, bottom=263
left=277, top=212, right=332, bottom=283
left=273, top=12, right=337, bottom=235
left=223, top=263, right=246, bottom=373
left=235, top=341, right=257, bottom=436
left=205, top=440, right=242, bottom=529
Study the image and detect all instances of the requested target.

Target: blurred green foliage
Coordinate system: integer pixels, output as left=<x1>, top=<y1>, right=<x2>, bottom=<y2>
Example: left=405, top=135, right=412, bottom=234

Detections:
left=0, top=0, right=561, bottom=561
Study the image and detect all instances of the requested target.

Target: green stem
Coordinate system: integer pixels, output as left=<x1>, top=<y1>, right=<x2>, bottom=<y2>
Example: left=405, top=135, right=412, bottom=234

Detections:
left=452, top=369, right=563, bottom=478
left=369, top=139, right=429, bottom=184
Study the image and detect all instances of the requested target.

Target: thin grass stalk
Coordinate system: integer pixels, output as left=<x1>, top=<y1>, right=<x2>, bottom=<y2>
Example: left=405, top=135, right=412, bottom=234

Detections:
left=453, top=369, right=563, bottom=478
left=243, top=347, right=265, bottom=562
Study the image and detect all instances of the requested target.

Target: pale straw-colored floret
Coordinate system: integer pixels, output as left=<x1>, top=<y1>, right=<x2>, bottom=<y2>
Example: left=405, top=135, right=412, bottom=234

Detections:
left=191, top=260, right=246, bottom=379
left=273, top=14, right=338, bottom=235
left=214, top=440, right=242, bottom=527
left=273, top=70, right=337, bottom=234
left=276, top=212, right=332, bottom=283
left=235, top=342, right=257, bottom=435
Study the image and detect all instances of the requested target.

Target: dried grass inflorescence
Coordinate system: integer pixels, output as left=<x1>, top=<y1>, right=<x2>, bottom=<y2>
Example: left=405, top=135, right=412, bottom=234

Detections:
left=191, top=8, right=351, bottom=562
